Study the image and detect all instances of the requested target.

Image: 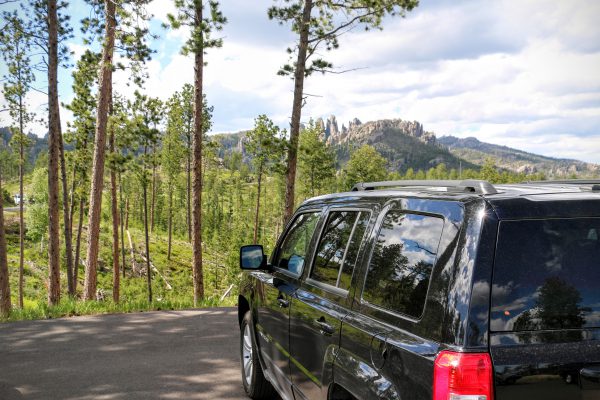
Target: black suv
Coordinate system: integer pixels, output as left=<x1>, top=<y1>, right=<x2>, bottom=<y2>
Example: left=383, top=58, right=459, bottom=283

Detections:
left=237, top=179, right=600, bottom=400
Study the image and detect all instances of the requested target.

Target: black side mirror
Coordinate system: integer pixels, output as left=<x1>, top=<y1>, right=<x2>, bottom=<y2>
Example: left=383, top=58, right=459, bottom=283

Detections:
left=240, top=245, right=268, bottom=270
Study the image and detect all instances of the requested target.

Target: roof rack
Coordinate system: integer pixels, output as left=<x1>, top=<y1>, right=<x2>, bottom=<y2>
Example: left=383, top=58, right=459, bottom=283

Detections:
left=523, top=179, right=600, bottom=192
left=351, top=179, right=498, bottom=195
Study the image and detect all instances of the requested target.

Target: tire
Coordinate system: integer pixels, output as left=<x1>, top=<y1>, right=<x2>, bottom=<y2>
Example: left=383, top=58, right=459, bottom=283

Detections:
left=240, top=311, right=277, bottom=399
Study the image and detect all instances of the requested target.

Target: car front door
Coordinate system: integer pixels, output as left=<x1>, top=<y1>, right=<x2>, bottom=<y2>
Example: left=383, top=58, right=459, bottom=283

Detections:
left=255, top=210, right=322, bottom=398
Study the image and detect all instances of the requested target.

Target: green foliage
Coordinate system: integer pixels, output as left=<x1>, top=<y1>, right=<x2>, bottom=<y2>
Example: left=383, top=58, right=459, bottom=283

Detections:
left=81, top=0, right=155, bottom=86
left=269, top=0, right=418, bottom=77
left=298, top=120, right=336, bottom=198
left=246, top=115, right=286, bottom=176
left=25, top=168, right=49, bottom=243
left=0, top=12, right=35, bottom=136
left=164, top=0, right=227, bottom=56
left=344, top=144, right=388, bottom=189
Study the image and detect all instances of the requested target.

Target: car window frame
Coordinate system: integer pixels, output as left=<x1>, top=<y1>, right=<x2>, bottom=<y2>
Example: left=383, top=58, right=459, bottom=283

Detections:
left=358, top=204, right=446, bottom=323
left=304, top=207, right=373, bottom=298
left=271, top=208, right=324, bottom=279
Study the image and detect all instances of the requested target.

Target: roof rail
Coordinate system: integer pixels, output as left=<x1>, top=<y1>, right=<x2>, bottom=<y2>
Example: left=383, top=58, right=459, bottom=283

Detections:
left=523, top=179, right=600, bottom=192
left=351, top=179, right=498, bottom=195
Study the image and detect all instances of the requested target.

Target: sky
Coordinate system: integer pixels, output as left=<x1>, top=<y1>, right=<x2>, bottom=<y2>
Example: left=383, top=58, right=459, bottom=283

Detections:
left=1, top=0, right=600, bottom=163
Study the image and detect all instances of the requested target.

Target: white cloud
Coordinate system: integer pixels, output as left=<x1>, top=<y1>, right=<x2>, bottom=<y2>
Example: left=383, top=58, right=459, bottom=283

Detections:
left=4, top=0, right=599, bottom=164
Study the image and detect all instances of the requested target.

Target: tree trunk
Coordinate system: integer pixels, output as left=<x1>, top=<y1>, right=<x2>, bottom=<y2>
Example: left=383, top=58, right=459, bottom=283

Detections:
left=150, top=145, right=157, bottom=233
left=83, top=0, right=116, bottom=301
left=59, top=124, right=74, bottom=296
left=143, top=146, right=152, bottom=304
left=18, top=120, right=24, bottom=309
left=119, top=172, right=126, bottom=277
left=0, top=168, right=11, bottom=318
left=73, top=197, right=85, bottom=293
left=109, top=103, right=120, bottom=303
left=283, top=0, right=312, bottom=224
left=191, top=2, right=205, bottom=305
left=167, top=184, right=173, bottom=261
left=125, top=197, right=129, bottom=230
left=187, top=147, right=191, bottom=242
left=47, top=0, right=62, bottom=306
left=68, top=165, right=77, bottom=234
left=253, top=165, right=262, bottom=244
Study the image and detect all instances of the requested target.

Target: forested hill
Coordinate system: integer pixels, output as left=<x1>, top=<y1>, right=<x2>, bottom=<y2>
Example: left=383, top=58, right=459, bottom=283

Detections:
left=213, top=116, right=599, bottom=177
left=439, top=135, right=599, bottom=177
left=213, top=117, right=479, bottom=172
left=0, top=127, right=49, bottom=170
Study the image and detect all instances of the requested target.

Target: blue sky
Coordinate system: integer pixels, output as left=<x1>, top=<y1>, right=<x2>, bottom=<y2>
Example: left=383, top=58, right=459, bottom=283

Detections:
left=1, top=0, right=600, bottom=163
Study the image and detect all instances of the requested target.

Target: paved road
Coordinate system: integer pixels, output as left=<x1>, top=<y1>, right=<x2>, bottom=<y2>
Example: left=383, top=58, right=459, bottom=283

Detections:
left=0, top=308, right=250, bottom=400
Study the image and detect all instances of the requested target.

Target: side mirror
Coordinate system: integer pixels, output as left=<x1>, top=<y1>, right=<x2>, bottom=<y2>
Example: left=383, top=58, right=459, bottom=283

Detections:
left=240, top=245, right=268, bottom=270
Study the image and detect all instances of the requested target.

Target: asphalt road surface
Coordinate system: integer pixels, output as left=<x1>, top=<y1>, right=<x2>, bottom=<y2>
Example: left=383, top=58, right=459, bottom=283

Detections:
left=0, top=308, right=251, bottom=400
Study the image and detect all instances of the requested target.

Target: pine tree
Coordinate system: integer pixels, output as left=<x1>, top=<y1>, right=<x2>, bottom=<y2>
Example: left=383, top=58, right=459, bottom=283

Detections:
left=165, top=0, right=226, bottom=305
left=298, top=121, right=336, bottom=198
left=82, top=0, right=153, bottom=301
left=0, top=12, right=35, bottom=308
left=0, top=165, right=10, bottom=318
left=345, top=144, right=387, bottom=188
left=246, top=115, right=286, bottom=244
left=64, top=50, right=100, bottom=293
left=268, top=0, right=418, bottom=222
left=164, top=92, right=186, bottom=260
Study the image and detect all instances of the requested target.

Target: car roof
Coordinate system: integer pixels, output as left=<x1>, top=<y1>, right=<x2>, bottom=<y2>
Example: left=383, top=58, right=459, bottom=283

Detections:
left=300, top=180, right=600, bottom=219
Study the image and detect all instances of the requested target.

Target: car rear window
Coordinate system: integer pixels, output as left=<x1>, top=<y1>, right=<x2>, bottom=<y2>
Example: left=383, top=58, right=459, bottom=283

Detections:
left=491, top=218, right=600, bottom=332
left=310, top=210, right=370, bottom=290
left=362, top=211, right=444, bottom=319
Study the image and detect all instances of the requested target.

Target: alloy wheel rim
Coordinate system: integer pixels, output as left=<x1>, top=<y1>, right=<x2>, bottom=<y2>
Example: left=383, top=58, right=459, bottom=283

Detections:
left=242, top=324, right=254, bottom=384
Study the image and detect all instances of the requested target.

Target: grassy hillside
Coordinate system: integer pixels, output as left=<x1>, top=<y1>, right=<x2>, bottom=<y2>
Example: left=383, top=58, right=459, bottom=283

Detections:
left=439, top=136, right=599, bottom=177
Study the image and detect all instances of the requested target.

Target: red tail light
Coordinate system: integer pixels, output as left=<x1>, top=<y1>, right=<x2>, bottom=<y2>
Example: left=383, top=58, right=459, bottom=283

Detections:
left=433, top=350, right=494, bottom=400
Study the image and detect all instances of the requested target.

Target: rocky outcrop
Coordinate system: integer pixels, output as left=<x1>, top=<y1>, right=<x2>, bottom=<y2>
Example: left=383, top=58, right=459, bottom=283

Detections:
left=323, top=117, right=437, bottom=147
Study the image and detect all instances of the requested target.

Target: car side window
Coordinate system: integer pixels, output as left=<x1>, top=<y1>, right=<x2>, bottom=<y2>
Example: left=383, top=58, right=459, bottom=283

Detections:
left=362, top=210, right=444, bottom=319
left=310, top=211, right=370, bottom=290
left=274, top=212, right=320, bottom=275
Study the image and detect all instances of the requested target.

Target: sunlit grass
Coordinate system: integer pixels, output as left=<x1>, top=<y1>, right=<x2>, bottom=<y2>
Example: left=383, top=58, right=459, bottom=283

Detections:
left=1, top=295, right=235, bottom=323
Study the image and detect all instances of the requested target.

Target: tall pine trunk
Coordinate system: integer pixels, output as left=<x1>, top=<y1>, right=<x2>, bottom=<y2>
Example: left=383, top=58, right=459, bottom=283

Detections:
left=109, top=98, right=120, bottom=303
left=283, top=0, right=312, bottom=224
left=191, top=2, right=205, bottom=305
left=73, top=196, right=85, bottom=293
left=119, top=173, right=126, bottom=277
left=143, top=146, right=152, bottom=304
left=186, top=147, right=191, bottom=242
left=167, top=184, right=173, bottom=260
left=253, top=164, right=262, bottom=244
left=0, top=168, right=11, bottom=318
left=150, top=145, right=157, bottom=233
left=47, top=0, right=62, bottom=306
left=59, top=127, right=74, bottom=296
left=18, top=114, right=24, bottom=309
left=83, top=0, right=116, bottom=300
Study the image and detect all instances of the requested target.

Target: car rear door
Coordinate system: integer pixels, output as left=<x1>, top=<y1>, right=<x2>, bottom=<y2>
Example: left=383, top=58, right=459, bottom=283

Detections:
left=490, top=217, right=600, bottom=400
left=336, top=201, right=460, bottom=400
left=288, top=208, right=373, bottom=400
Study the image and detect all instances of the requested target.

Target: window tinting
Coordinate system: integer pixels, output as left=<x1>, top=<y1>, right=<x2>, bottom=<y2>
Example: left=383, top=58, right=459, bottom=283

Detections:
left=363, top=211, right=444, bottom=318
left=275, top=212, right=320, bottom=275
left=491, top=218, right=600, bottom=332
left=311, top=211, right=370, bottom=290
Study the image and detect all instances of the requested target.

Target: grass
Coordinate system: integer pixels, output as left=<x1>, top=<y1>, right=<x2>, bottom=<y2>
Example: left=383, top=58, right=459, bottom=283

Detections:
left=1, top=296, right=230, bottom=323
left=1, top=211, right=239, bottom=323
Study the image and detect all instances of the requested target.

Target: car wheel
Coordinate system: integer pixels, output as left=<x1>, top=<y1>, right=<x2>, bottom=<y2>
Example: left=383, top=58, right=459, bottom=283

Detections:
left=240, top=311, right=276, bottom=399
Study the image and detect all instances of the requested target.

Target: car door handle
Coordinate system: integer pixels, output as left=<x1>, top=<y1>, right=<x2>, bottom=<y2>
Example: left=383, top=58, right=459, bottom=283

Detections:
left=581, top=366, right=600, bottom=381
left=277, top=297, right=289, bottom=308
left=315, top=318, right=335, bottom=336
